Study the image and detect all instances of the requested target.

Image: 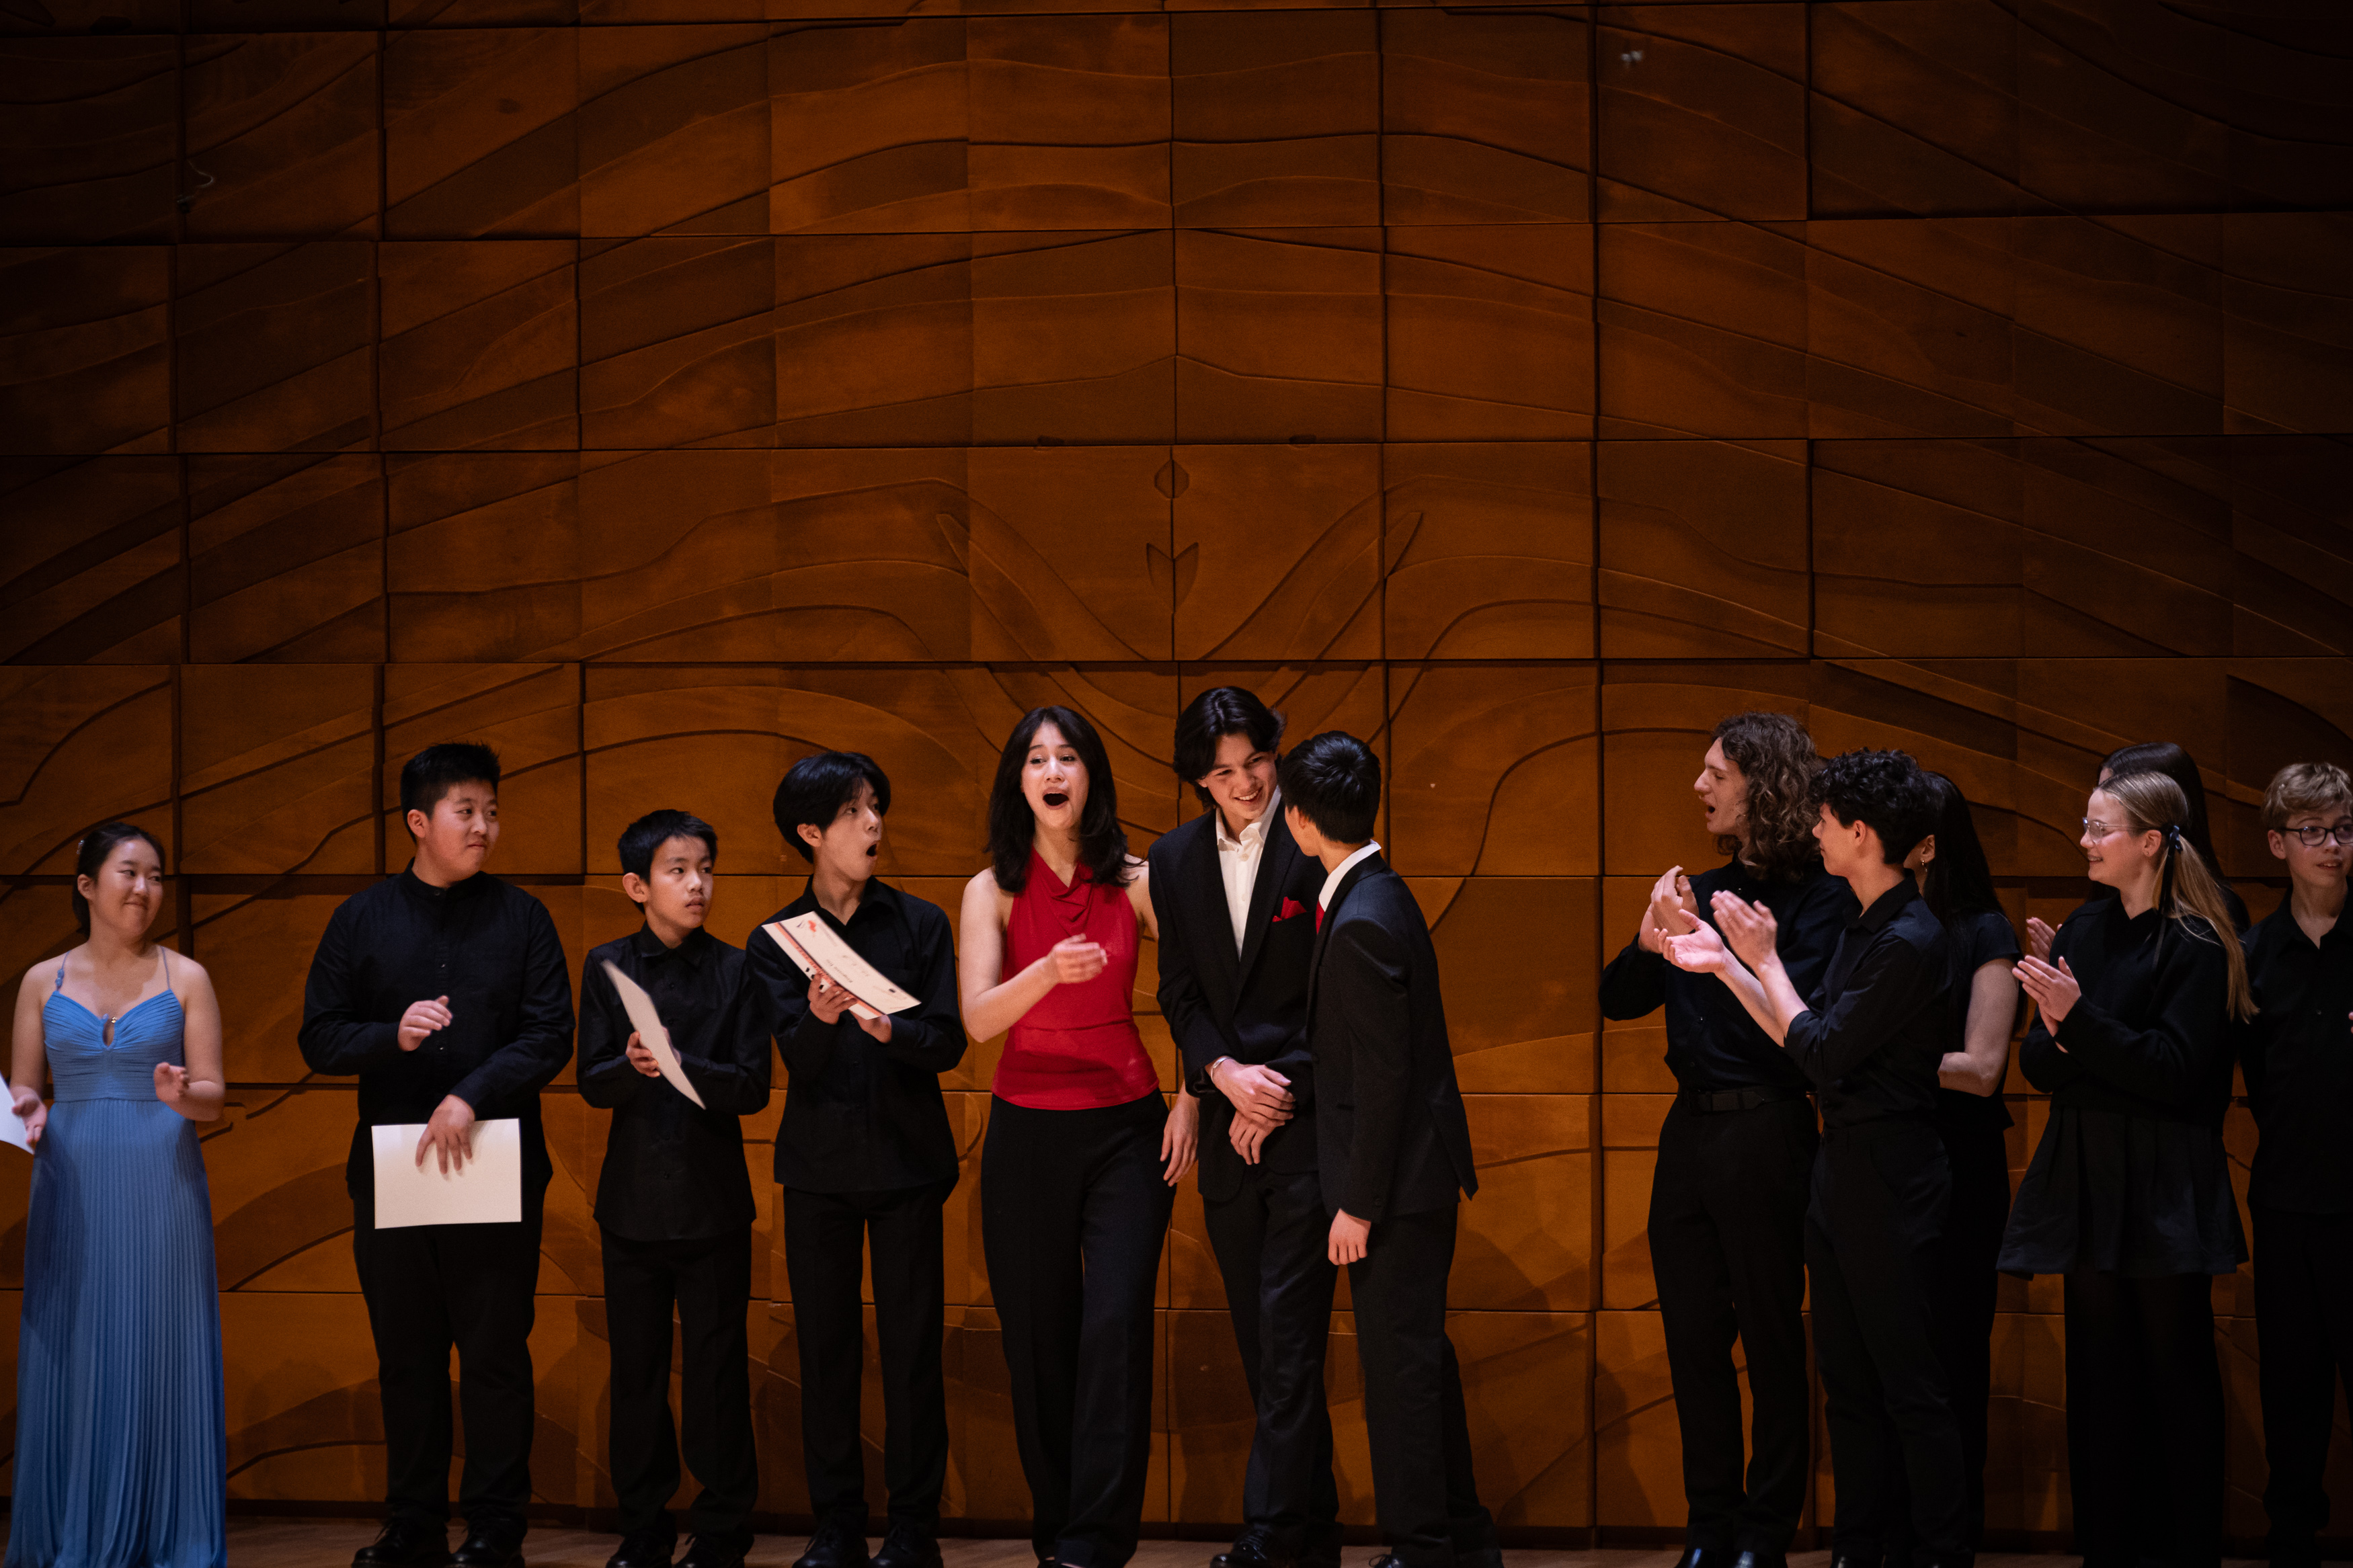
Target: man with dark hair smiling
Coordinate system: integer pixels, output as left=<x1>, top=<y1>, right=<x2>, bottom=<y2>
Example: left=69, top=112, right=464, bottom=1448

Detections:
left=746, top=753, right=965, bottom=1568
left=578, top=809, right=771, bottom=1568
left=299, top=743, right=574, bottom=1568
left=1150, top=688, right=1337, bottom=1568
left=1279, top=732, right=1493, bottom=1568
left=1666, top=748, right=1968, bottom=1568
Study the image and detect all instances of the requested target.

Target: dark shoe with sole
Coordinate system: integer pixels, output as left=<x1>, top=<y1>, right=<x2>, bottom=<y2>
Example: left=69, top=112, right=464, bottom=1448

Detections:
left=452, top=1528, right=525, bottom=1568
left=1728, top=1555, right=1788, bottom=1568
left=355, top=1520, right=454, bottom=1567
left=873, top=1524, right=943, bottom=1568
left=678, top=1536, right=750, bottom=1568
left=1213, top=1530, right=1290, bottom=1568
left=607, top=1530, right=676, bottom=1568
left=794, top=1518, right=871, bottom=1568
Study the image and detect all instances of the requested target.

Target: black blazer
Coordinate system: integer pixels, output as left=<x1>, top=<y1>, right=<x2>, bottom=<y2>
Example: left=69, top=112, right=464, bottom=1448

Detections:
left=1150, top=805, right=1326, bottom=1202
left=1306, top=852, right=1478, bottom=1223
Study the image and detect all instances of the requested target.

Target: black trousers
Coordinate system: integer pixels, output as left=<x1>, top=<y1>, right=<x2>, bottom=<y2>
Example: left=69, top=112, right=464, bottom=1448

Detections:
left=781, top=1182, right=952, bottom=1533
left=2063, top=1269, right=2225, bottom=1567
left=2254, top=1206, right=2353, bottom=1559
left=982, top=1094, right=1174, bottom=1568
left=602, top=1227, right=758, bottom=1549
left=351, top=1188, right=544, bottom=1533
left=1925, top=1119, right=2009, bottom=1549
left=1647, top=1095, right=1816, bottom=1552
left=1805, top=1122, right=1966, bottom=1562
left=1346, top=1204, right=1495, bottom=1568
left=1203, top=1163, right=1340, bottom=1563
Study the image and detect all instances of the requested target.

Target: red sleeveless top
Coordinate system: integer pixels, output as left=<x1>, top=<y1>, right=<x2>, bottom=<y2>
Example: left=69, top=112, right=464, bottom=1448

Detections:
left=991, top=850, right=1158, bottom=1110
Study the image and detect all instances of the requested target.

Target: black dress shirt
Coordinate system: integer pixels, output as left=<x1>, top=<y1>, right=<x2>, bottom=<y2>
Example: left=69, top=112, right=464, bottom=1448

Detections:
left=2018, top=897, right=2234, bottom=1126
left=1784, top=877, right=1953, bottom=1129
left=748, top=878, right=965, bottom=1194
left=1601, top=856, right=1857, bottom=1093
left=2239, top=895, right=2353, bottom=1213
left=1935, top=907, right=2023, bottom=1139
left=299, top=866, right=575, bottom=1200
left=577, top=924, right=772, bottom=1240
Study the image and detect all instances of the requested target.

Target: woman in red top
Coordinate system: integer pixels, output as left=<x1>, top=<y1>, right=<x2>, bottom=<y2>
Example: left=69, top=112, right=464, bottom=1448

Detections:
left=959, top=705, right=1199, bottom=1568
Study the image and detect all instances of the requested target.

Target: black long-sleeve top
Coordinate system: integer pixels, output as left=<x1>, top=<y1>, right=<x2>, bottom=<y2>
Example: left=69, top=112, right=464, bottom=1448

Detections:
left=1784, top=876, right=1953, bottom=1128
left=747, top=878, right=965, bottom=1194
left=1601, top=856, right=1856, bottom=1093
left=2238, top=897, right=2353, bottom=1212
left=577, top=924, right=772, bottom=1239
left=2018, top=896, right=2234, bottom=1128
left=298, top=866, right=575, bottom=1200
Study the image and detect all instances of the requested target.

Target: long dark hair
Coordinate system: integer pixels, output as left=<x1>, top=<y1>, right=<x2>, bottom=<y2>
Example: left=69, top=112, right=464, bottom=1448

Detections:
left=73, top=821, right=167, bottom=934
left=988, top=706, right=1129, bottom=894
left=1917, top=772, right=2001, bottom=923
left=2100, top=741, right=2221, bottom=876
left=1712, top=711, right=1823, bottom=883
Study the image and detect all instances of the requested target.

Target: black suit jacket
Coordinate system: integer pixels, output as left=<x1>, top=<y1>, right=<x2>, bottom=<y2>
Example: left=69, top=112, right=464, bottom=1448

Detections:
left=1150, top=805, right=1326, bottom=1202
left=1306, top=852, right=1478, bottom=1223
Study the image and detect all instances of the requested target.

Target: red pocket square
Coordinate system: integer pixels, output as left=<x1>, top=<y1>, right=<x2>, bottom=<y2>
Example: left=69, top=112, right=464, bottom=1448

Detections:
left=1274, top=897, right=1309, bottom=923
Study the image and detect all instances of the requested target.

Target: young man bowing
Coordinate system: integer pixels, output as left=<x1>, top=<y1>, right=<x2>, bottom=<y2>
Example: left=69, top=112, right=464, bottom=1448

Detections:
left=1279, top=732, right=1495, bottom=1568
left=1666, top=749, right=1969, bottom=1568
left=578, top=811, right=772, bottom=1568
left=1148, top=688, right=1337, bottom=1568
left=300, top=743, right=575, bottom=1568
left=747, top=754, right=966, bottom=1568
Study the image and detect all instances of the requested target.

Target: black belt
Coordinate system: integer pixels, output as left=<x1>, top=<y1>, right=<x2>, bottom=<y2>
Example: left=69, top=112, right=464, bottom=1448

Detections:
left=1680, top=1085, right=1808, bottom=1114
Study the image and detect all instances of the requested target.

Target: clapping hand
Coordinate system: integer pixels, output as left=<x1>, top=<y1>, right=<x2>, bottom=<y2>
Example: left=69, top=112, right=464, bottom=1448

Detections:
left=1712, top=892, right=1780, bottom=968
left=1640, top=866, right=1694, bottom=954
left=2013, top=954, right=2081, bottom=1035
left=11, top=1083, right=46, bottom=1149
left=153, top=1061, right=194, bottom=1111
left=398, top=995, right=452, bottom=1052
left=1661, top=909, right=1732, bottom=975
left=1045, top=938, right=1108, bottom=985
left=2026, top=917, right=2057, bottom=963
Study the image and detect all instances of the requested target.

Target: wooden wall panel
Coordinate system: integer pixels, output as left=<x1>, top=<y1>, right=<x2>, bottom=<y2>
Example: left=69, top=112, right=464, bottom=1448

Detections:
left=2, top=1, right=2348, bottom=1548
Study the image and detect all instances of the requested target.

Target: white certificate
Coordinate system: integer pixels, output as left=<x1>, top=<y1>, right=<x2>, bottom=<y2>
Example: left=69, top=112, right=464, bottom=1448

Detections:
left=600, top=960, right=708, bottom=1110
left=372, top=1118, right=522, bottom=1229
left=764, top=915, right=920, bottom=1020
left=0, top=1099, right=34, bottom=1155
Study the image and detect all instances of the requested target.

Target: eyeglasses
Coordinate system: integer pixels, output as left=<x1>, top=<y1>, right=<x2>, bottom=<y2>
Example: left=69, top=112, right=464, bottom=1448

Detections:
left=2284, top=822, right=2353, bottom=848
left=2081, top=819, right=2124, bottom=838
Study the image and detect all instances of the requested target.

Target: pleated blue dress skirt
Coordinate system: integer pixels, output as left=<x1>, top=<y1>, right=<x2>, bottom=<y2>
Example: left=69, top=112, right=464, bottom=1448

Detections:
left=8, top=982, right=228, bottom=1568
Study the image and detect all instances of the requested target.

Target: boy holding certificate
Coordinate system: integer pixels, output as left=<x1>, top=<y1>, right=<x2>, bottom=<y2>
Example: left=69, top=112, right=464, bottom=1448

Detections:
left=747, top=753, right=967, bottom=1568
left=579, top=810, right=773, bottom=1568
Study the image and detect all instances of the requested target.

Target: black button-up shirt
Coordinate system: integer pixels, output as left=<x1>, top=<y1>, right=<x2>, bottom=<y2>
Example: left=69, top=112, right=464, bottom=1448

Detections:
left=1601, top=856, right=1856, bottom=1093
left=748, top=878, right=966, bottom=1194
left=1786, top=876, right=1953, bottom=1128
left=299, top=866, right=575, bottom=1200
left=2239, top=895, right=2353, bottom=1213
left=577, top=924, right=772, bottom=1240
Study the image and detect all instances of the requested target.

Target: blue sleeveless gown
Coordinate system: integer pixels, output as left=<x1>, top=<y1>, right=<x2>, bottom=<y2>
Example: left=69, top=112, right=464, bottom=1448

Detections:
left=7, top=962, right=227, bottom=1568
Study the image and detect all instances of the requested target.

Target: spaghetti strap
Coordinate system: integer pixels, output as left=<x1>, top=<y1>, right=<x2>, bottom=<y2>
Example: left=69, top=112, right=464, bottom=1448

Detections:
left=159, top=946, right=171, bottom=982
left=53, top=956, right=66, bottom=990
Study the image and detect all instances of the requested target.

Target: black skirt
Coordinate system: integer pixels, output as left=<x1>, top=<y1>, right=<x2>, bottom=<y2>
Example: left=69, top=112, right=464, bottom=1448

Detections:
left=1995, top=1105, right=2245, bottom=1278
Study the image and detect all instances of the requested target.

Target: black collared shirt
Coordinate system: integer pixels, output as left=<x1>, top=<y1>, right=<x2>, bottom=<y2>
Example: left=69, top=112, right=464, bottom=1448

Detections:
left=1601, top=856, right=1856, bottom=1094
left=2239, top=893, right=2353, bottom=1212
left=2018, top=896, right=2233, bottom=1127
left=299, top=865, right=575, bottom=1200
left=577, top=923, right=772, bottom=1240
left=1786, top=876, right=1952, bottom=1128
left=747, top=878, right=965, bottom=1194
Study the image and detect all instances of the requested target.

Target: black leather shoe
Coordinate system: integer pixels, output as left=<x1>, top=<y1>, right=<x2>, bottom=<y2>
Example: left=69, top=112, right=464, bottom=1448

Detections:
left=356, top=1520, right=453, bottom=1567
left=873, top=1524, right=943, bottom=1568
left=1728, top=1555, right=1788, bottom=1568
left=1213, top=1530, right=1289, bottom=1568
left=607, top=1531, right=676, bottom=1568
left=794, top=1519, right=871, bottom=1568
left=678, top=1537, right=749, bottom=1568
left=452, top=1529, right=524, bottom=1568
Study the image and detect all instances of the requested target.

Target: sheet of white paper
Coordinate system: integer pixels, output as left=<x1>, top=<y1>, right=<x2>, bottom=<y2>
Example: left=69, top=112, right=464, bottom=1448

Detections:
left=764, top=915, right=920, bottom=1019
left=0, top=1100, right=34, bottom=1155
left=600, top=960, right=706, bottom=1109
left=372, top=1118, right=522, bottom=1229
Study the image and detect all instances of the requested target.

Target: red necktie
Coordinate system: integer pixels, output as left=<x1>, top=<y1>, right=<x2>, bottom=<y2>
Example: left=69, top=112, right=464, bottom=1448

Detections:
left=1315, top=905, right=1324, bottom=934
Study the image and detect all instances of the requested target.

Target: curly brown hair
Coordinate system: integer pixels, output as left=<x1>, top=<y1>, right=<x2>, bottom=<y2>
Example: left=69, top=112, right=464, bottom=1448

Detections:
left=1711, top=711, right=1824, bottom=882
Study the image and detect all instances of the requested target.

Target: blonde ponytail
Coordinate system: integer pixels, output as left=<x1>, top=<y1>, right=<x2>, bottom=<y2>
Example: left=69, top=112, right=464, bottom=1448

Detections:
left=2101, top=772, right=2256, bottom=1022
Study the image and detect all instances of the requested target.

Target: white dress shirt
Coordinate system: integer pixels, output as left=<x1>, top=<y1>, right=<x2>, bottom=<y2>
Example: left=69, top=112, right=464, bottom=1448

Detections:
left=1213, top=789, right=1279, bottom=956
left=1318, top=840, right=1382, bottom=917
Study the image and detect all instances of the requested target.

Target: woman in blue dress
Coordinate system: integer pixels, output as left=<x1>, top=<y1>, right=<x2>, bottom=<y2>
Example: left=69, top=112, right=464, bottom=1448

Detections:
left=8, top=822, right=229, bottom=1568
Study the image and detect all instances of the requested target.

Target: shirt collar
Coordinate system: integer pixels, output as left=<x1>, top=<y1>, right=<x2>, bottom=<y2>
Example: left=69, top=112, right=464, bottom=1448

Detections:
left=1214, top=789, right=1280, bottom=854
left=630, top=922, right=711, bottom=964
left=1318, top=840, right=1382, bottom=912
left=787, top=875, right=899, bottom=929
left=400, top=863, right=487, bottom=903
left=1852, top=874, right=1919, bottom=932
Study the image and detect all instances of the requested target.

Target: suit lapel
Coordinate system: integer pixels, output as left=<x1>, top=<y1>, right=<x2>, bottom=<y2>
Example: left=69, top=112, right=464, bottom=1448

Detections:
left=1233, top=810, right=1297, bottom=990
left=1183, top=815, right=1242, bottom=1007
left=1305, top=852, right=1382, bottom=1023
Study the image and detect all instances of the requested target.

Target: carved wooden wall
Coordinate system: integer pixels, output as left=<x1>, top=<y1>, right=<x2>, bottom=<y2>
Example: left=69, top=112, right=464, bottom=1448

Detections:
left=2, top=0, right=2350, bottom=1546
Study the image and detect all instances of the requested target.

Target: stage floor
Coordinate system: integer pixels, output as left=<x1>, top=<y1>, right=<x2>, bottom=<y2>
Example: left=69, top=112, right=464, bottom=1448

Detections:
left=220, top=1522, right=2264, bottom=1568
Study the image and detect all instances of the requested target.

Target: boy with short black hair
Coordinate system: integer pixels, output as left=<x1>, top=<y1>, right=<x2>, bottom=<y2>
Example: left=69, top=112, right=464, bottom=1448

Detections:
left=2241, top=761, right=2353, bottom=1568
left=1667, top=747, right=1968, bottom=1568
left=1278, top=731, right=1494, bottom=1568
left=747, top=753, right=965, bottom=1568
left=301, top=742, right=575, bottom=1568
left=579, top=810, right=772, bottom=1568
